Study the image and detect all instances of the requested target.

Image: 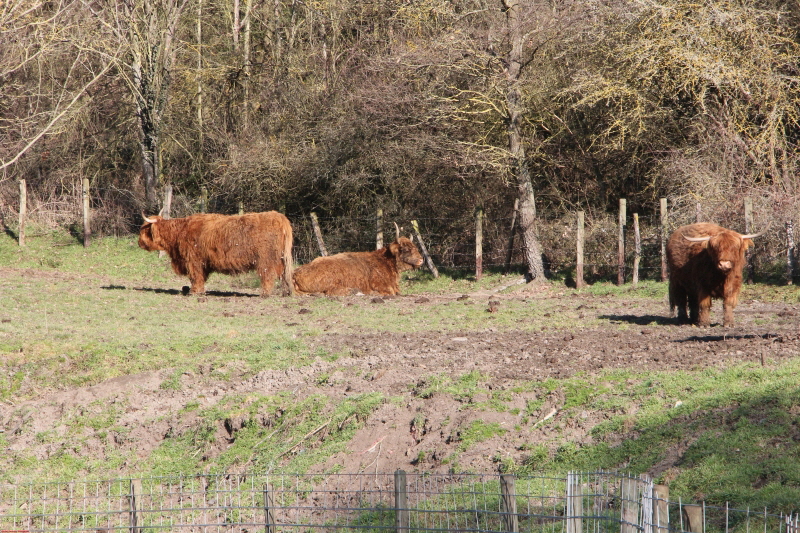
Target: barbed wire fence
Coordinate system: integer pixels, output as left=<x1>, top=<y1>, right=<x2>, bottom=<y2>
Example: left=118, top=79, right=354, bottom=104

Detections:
left=2, top=181, right=796, bottom=285
left=1, top=471, right=798, bottom=533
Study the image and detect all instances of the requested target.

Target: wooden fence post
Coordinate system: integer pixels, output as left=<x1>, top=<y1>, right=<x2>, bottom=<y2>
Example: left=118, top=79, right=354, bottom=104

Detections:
left=264, top=483, right=276, bottom=533
left=653, top=485, right=669, bottom=533
left=160, top=186, right=173, bottom=218
left=238, top=201, right=244, bottom=215
left=376, top=207, right=384, bottom=250
left=18, top=179, right=26, bottom=247
left=787, top=221, right=795, bottom=285
left=82, top=178, right=91, bottom=247
left=566, top=473, right=583, bottom=533
left=695, top=202, right=702, bottom=223
left=411, top=220, right=439, bottom=278
left=475, top=207, right=483, bottom=281
left=158, top=186, right=173, bottom=258
left=632, top=213, right=640, bottom=286
left=744, top=197, right=754, bottom=283
left=129, top=479, right=142, bottom=533
left=618, top=198, right=626, bottom=286
left=620, top=477, right=638, bottom=533
left=576, top=211, right=586, bottom=288
left=504, top=199, right=519, bottom=273
left=500, top=474, right=519, bottom=533
left=682, top=504, right=704, bottom=533
left=310, top=212, right=328, bottom=256
left=199, top=186, right=208, bottom=213
left=394, top=469, right=408, bottom=533
left=660, top=198, right=668, bottom=282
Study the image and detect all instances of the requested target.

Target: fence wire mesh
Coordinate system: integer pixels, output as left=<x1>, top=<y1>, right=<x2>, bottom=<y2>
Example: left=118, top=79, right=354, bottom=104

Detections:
left=0, top=472, right=795, bottom=533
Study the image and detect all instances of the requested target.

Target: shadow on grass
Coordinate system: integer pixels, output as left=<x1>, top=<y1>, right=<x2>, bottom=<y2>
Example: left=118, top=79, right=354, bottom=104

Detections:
left=106, top=285, right=260, bottom=298
left=598, top=314, right=675, bottom=326
left=404, top=265, right=531, bottom=286
left=676, top=332, right=782, bottom=343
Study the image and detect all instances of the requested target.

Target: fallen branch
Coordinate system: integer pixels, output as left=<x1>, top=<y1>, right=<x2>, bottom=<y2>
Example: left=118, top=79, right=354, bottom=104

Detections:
left=532, top=408, right=558, bottom=428
left=277, top=418, right=332, bottom=459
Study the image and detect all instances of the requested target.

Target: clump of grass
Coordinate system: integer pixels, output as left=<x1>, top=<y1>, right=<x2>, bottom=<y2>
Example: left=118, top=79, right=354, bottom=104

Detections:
left=145, top=391, right=387, bottom=477
left=457, top=420, right=507, bottom=451
left=413, top=370, right=486, bottom=403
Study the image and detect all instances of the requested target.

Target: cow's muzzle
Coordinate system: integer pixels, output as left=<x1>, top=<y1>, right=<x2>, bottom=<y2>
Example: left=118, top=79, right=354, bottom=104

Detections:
left=718, top=260, right=733, bottom=272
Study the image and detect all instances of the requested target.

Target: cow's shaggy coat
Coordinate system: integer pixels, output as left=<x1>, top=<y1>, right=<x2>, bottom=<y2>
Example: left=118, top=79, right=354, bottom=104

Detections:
left=138, top=212, right=294, bottom=296
left=667, top=223, right=759, bottom=327
left=293, top=237, right=423, bottom=296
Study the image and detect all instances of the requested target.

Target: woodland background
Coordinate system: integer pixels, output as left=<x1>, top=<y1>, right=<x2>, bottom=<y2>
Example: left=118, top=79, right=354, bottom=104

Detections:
left=2, top=0, right=799, bottom=278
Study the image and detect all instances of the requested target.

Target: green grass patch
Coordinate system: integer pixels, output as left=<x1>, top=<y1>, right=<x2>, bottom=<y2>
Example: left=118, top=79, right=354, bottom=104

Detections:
left=146, top=391, right=387, bottom=477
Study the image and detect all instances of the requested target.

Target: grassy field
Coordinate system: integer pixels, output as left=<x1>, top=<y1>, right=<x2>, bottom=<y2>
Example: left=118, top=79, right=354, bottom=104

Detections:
left=1, top=230, right=800, bottom=512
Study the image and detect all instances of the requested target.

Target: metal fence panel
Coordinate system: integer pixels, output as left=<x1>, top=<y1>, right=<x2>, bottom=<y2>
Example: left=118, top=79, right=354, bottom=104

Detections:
left=0, top=472, right=790, bottom=533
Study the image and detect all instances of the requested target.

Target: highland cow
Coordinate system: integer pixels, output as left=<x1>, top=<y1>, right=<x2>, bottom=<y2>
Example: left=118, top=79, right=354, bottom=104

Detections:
left=138, top=212, right=294, bottom=296
left=667, top=223, right=761, bottom=327
left=293, top=230, right=423, bottom=296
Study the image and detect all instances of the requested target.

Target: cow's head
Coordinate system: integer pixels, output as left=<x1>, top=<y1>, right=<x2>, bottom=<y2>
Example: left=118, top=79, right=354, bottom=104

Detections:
left=138, top=214, right=165, bottom=251
left=685, top=229, right=762, bottom=273
left=389, top=236, right=424, bottom=271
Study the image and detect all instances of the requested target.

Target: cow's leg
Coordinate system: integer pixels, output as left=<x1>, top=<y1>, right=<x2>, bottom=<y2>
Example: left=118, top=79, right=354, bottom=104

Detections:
left=185, top=263, right=209, bottom=294
left=669, top=284, right=689, bottom=323
left=258, top=266, right=277, bottom=297
left=188, top=273, right=206, bottom=294
left=722, top=298, right=736, bottom=327
left=696, top=292, right=712, bottom=327
left=687, top=294, right=699, bottom=324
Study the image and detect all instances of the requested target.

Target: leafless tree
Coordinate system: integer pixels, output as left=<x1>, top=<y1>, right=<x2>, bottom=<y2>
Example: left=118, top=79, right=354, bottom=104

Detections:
left=83, top=0, right=189, bottom=210
left=0, top=1, right=117, bottom=175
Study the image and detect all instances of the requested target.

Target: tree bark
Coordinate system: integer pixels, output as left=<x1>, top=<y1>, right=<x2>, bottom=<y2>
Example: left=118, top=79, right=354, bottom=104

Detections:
left=503, top=0, right=545, bottom=282
left=123, top=0, right=188, bottom=211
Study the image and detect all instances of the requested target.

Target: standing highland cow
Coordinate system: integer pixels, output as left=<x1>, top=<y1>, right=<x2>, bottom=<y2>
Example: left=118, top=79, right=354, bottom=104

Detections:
left=293, top=225, right=423, bottom=296
left=667, top=223, right=761, bottom=327
left=138, top=212, right=294, bottom=296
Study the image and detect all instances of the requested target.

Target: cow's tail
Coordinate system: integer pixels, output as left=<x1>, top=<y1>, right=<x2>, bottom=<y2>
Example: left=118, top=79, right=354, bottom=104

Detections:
left=281, top=223, right=295, bottom=296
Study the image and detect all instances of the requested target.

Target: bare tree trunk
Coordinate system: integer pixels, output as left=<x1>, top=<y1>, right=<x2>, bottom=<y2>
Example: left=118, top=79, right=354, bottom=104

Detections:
left=232, top=0, right=240, bottom=50
left=503, top=0, right=545, bottom=282
left=242, top=0, right=253, bottom=128
left=197, top=0, right=203, bottom=143
left=138, top=126, right=160, bottom=210
left=120, top=0, right=188, bottom=211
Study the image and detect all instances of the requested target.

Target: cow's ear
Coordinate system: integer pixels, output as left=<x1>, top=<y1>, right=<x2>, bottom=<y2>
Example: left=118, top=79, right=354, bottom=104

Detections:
left=743, top=238, right=754, bottom=250
left=389, top=241, right=400, bottom=256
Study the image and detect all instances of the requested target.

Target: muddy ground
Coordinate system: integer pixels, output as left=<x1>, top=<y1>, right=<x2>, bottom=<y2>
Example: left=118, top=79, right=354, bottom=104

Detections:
left=2, top=276, right=800, bottom=481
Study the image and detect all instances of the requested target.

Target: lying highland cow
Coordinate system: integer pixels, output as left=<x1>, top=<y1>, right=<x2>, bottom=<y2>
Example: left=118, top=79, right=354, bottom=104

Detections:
left=138, top=211, right=294, bottom=296
left=294, top=225, right=423, bottom=296
left=667, top=223, right=761, bottom=327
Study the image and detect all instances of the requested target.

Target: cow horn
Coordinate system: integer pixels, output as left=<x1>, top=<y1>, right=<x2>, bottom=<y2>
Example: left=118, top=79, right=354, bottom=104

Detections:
left=142, top=213, right=158, bottom=224
left=394, top=222, right=400, bottom=240
left=740, top=231, right=764, bottom=240
left=684, top=235, right=711, bottom=242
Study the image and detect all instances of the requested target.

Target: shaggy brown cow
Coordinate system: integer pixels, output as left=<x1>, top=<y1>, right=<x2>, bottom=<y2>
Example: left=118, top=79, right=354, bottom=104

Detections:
left=667, top=223, right=761, bottom=327
left=138, top=211, right=294, bottom=296
left=293, top=233, right=424, bottom=296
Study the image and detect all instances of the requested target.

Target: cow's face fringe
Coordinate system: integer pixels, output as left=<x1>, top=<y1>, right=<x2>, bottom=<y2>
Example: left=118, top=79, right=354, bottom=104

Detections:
left=138, top=215, right=165, bottom=251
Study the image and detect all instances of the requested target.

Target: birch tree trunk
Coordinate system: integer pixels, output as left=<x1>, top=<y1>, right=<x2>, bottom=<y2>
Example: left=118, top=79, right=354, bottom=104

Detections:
left=503, top=0, right=545, bottom=282
left=118, top=0, right=188, bottom=211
